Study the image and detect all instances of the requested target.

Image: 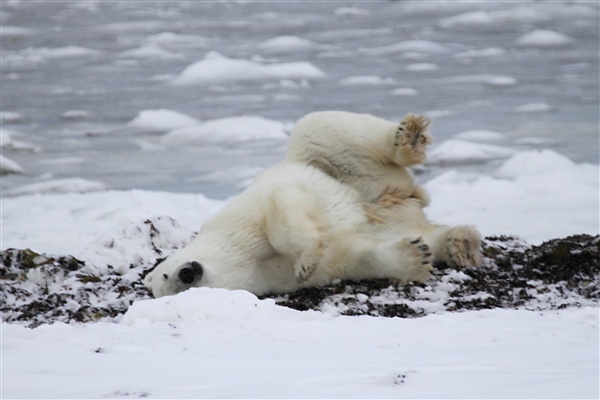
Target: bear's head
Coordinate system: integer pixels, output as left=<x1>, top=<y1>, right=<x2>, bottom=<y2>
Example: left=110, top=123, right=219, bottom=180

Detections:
left=144, top=259, right=204, bottom=298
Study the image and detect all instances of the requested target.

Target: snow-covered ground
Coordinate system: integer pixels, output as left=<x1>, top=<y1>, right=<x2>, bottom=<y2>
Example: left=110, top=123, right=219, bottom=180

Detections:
left=1, top=1, right=599, bottom=399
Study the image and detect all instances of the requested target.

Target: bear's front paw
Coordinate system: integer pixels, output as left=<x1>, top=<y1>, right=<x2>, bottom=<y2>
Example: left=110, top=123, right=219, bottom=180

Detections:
left=446, top=226, right=482, bottom=267
left=393, top=114, right=432, bottom=166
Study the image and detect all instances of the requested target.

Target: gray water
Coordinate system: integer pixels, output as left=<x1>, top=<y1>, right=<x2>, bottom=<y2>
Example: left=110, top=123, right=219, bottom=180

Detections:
left=2, top=1, right=598, bottom=199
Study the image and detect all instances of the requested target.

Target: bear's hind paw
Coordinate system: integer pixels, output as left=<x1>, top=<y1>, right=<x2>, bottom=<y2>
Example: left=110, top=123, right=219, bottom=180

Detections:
left=393, top=114, right=432, bottom=166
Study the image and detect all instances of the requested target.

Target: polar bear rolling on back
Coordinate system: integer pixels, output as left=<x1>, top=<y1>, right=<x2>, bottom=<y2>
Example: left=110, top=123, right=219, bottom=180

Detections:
left=144, top=111, right=482, bottom=298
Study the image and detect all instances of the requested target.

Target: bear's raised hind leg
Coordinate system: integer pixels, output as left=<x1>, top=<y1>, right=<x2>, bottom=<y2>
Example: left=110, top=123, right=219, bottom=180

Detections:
left=392, top=114, right=432, bottom=167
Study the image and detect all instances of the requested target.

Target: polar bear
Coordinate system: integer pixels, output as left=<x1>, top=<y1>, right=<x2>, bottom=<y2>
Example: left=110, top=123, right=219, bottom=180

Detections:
left=144, top=110, right=481, bottom=298
left=286, top=111, right=482, bottom=268
left=144, top=162, right=433, bottom=298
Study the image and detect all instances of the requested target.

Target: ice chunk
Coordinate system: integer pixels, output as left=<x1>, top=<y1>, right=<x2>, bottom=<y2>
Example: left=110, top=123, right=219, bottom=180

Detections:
left=453, top=130, right=506, bottom=143
left=0, top=154, right=24, bottom=174
left=0, top=111, right=25, bottom=123
left=428, top=139, right=516, bottom=165
left=128, top=109, right=201, bottom=132
left=258, top=36, right=322, bottom=53
left=392, top=87, right=418, bottom=96
left=61, top=110, right=92, bottom=120
left=516, top=30, right=572, bottom=48
left=339, top=75, right=395, bottom=86
left=515, top=103, right=552, bottom=113
left=406, top=63, right=438, bottom=72
left=363, top=40, right=452, bottom=55
left=161, top=116, right=288, bottom=146
left=172, top=52, right=326, bottom=86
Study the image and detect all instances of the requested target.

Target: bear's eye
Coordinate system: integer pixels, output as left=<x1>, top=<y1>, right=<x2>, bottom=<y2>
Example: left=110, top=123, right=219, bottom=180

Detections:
left=163, top=274, right=169, bottom=280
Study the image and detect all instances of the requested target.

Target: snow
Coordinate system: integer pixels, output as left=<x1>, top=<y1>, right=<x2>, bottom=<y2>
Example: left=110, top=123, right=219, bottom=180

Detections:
left=171, top=52, right=326, bottom=86
left=516, top=29, right=572, bottom=48
left=425, top=150, right=598, bottom=244
left=127, top=109, right=201, bottom=132
left=439, top=6, right=547, bottom=29
left=117, top=44, right=184, bottom=60
left=3, top=304, right=598, bottom=398
left=160, top=115, right=289, bottom=146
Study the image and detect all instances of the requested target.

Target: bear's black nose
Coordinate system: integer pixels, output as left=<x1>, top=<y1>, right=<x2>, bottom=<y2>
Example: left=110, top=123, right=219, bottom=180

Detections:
left=178, top=261, right=204, bottom=284
left=178, top=266, right=196, bottom=284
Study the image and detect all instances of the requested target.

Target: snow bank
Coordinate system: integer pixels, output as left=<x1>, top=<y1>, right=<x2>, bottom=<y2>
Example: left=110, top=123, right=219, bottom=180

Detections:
left=426, top=150, right=599, bottom=243
left=172, top=52, right=326, bottom=86
left=427, top=139, right=515, bottom=165
left=516, top=29, right=572, bottom=48
left=160, top=116, right=288, bottom=146
left=3, top=307, right=598, bottom=399
left=127, top=109, right=201, bottom=132
left=5, top=178, right=108, bottom=197
left=123, top=287, right=324, bottom=325
left=1, top=190, right=224, bottom=256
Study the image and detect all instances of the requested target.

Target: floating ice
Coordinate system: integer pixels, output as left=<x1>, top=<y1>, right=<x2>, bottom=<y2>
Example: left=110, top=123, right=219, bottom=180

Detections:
left=427, top=139, right=516, bottom=165
left=160, top=116, right=289, bottom=146
left=128, top=109, right=201, bottom=132
left=0, top=154, right=24, bottom=174
left=61, top=110, right=92, bottom=120
left=1, top=26, right=34, bottom=38
left=515, top=103, right=552, bottom=113
left=439, top=6, right=546, bottom=29
left=172, top=52, right=326, bottom=86
left=334, top=7, right=370, bottom=17
left=338, top=75, right=395, bottom=86
left=455, top=47, right=506, bottom=59
left=0, top=128, right=38, bottom=151
left=440, top=74, right=518, bottom=87
left=257, top=36, right=323, bottom=53
left=516, top=30, right=572, bottom=48
left=144, top=32, right=206, bottom=46
left=117, top=44, right=184, bottom=60
left=392, top=87, right=418, bottom=96
left=363, top=40, right=452, bottom=55
left=453, top=130, right=506, bottom=143
left=6, top=178, right=108, bottom=197
left=484, top=76, right=518, bottom=87
left=406, top=63, right=438, bottom=72
left=0, top=111, right=25, bottom=123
